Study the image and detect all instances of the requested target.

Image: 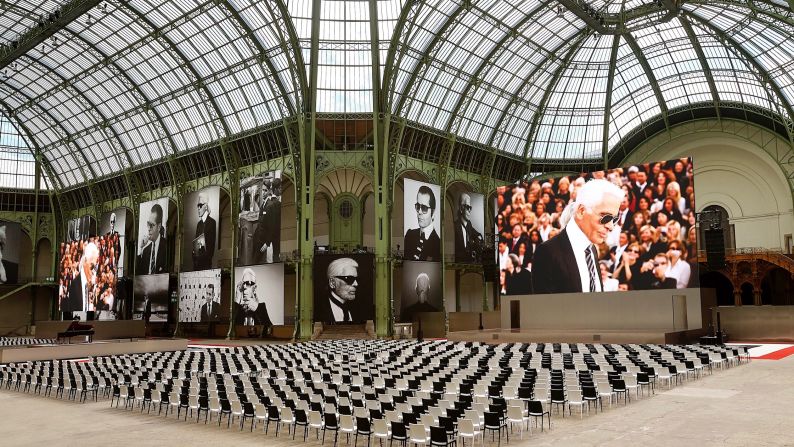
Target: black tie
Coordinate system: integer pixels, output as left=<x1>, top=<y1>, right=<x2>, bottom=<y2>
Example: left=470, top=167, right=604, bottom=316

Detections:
left=415, top=232, right=425, bottom=260
left=585, top=246, right=596, bottom=292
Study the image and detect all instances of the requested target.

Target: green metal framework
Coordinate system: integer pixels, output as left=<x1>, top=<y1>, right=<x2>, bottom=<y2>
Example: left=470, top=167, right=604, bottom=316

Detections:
left=0, top=0, right=793, bottom=337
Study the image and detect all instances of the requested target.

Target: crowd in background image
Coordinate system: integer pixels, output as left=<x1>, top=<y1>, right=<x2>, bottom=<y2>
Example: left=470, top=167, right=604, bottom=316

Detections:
left=58, top=233, right=120, bottom=316
left=496, top=158, right=698, bottom=294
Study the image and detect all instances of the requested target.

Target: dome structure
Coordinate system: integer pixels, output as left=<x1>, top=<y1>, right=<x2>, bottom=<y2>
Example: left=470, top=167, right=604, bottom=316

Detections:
left=0, top=0, right=791, bottom=188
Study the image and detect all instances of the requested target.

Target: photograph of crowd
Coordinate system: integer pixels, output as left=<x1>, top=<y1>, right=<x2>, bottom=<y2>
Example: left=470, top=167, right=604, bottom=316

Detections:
left=496, top=157, right=697, bottom=295
left=58, top=233, right=120, bottom=319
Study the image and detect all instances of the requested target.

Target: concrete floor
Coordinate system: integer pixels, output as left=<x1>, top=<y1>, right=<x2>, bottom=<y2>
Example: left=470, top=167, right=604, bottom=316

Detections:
left=1, top=356, right=793, bottom=447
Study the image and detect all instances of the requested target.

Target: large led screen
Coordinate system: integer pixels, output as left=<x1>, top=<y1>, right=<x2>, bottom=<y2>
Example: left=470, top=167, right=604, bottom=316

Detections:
left=403, top=179, right=442, bottom=261
left=178, top=269, right=222, bottom=323
left=496, top=157, right=696, bottom=295
left=233, top=264, right=284, bottom=326
left=58, top=234, right=120, bottom=318
left=238, top=170, right=282, bottom=266
left=313, top=253, right=374, bottom=324
left=182, top=186, right=220, bottom=271
left=136, top=198, right=170, bottom=275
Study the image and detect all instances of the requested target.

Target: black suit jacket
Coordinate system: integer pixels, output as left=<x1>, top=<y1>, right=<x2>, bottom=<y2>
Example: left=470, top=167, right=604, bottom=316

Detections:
left=200, top=301, right=220, bottom=322
left=234, top=301, right=272, bottom=326
left=650, top=277, right=677, bottom=289
left=253, top=196, right=281, bottom=262
left=1, top=259, right=18, bottom=284
left=65, top=277, right=86, bottom=312
left=532, top=228, right=603, bottom=294
left=315, top=293, right=369, bottom=324
left=404, top=228, right=441, bottom=261
left=508, top=236, right=528, bottom=255
left=504, top=268, right=532, bottom=295
left=192, top=216, right=216, bottom=270
left=453, top=219, right=483, bottom=263
left=136, top=239, right=168, bottom=275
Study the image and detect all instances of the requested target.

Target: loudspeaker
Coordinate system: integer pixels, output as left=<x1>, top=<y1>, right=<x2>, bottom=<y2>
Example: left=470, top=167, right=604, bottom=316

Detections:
left=705, top=228, right=726, bottom=269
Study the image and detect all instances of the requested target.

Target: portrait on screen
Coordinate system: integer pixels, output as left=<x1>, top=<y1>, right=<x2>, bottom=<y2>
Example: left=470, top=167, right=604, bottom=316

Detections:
left=178, top=269, right=222, bottom=323
left=181, top=186, right=220, bottom=271
left=403, top=179, right=442, bottom=261
left=495, top=157, right=697, bottom=295
left=399, top=261, right=443, bottom=323
left=133, top=273, right=169, bottom=322
left=238, top=170, right=282, bottom=266
left=100, top=208, right=127, bottom=278
left=313, top=254, right=374, bottom=324
left=0, top=221, right=21, bottom=285
left=233, top=264, right=284, bottom=327
left=58, top=234, right=120, bottom=319
left=66, top=215, right=96, bottom=242
left=453, top=191, right=485, bottom=263
left=136, top=197, right=170, bottom=275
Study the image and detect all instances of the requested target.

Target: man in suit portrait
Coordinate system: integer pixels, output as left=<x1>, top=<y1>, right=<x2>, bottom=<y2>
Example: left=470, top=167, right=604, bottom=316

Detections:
left=0, top=225, right=19, bottom=284
left=532, top=179, right=623, bottom=294
left=316, top=257, right=361, bottom=324
left=200, top=283, right=220, bottom=322
left=404, top=185, right=441, bottom=261
left=504, top=253, right=532, bottom=295
left=106, top=212, right=122, bottom=267
left=136, top=203, right=167, bottom=275
left=234, top=268, right=272, bottom=327
left=192, top=192, right=217, bottom=270
left=66, top=242, right=99, bottom=312
left=253, top=177, right=281, bottom=264
left=453, top=193, right=483, bottom=263
left=401, top=272, right=439, bottom=323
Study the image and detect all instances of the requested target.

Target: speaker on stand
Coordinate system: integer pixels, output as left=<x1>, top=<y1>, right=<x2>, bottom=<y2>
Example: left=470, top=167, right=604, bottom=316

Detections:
left=705, top=228, right=726, bottom=270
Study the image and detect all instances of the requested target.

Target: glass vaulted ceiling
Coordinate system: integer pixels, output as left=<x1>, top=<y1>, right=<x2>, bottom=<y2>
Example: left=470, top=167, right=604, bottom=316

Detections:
left=0, top=0, right=792, bottom=189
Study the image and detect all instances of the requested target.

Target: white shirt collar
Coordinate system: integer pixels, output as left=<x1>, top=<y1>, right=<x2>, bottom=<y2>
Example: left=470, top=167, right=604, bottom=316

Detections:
left=567, top=218, right=593, bottom=254
left=421, top=225, right=435, bottom=240
left=329, top=291, right=349, bottom=322
left=200, top=212, right=208, bottom=223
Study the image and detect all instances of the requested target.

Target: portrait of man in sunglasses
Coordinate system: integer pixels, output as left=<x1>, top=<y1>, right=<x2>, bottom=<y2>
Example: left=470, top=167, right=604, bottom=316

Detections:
left=532, top=179, right=624, bottom=294
left=404, top=183, right=441, bottom=261
left=453, top=192, right=484, bottom=263
left=315, top=257, right=362, bottom=324
left=234, top=267, right=272, bottom=328
left=191, top=191, right=217, bottom=271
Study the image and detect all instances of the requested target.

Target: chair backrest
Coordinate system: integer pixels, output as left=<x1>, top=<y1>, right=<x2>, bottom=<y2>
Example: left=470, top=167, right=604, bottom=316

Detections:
left=430, top=425, right=447, bottom=443
left=340, top=414, right=354, bottom=429
left=458, top=419, right=474, bottom=435
left=613, top=379, right=626, bottom=391
left=410, top=423, right=427, bottom=440
left=507, top=405, right=523, bottom=420
left=527, top=400, right=544, bottom=415
left=484, top=411, right=500, bottom=428
left=324, top=412, right=338, bottom=429
left=356, top=416, right=370, bottom=431
left=390, top=421, right=406, bottom=438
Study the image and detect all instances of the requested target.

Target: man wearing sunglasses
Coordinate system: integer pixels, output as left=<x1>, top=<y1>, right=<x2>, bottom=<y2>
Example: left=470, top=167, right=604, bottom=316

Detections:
left=233, top=268, right=273, bottom=329
left=253, top=176, right=282, bottom=264
left=136, top=203, right=167, bottom=275
left=66, top=241, right=99, bottom=312
left=404, top=185, right=441, bottom=261
left=532, top=179, right=623, bottom=294
left=453, top=193, right=484, bottom=263
left=316, top=257, right=362, bottom=324
left=191, top=191, right=216, bottom=271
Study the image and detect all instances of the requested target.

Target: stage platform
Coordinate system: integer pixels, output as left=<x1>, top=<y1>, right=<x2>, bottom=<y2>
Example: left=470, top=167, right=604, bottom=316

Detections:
left=0, top=338, right=188, bottom=363
left=447, top=328, right=705, bottom=345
